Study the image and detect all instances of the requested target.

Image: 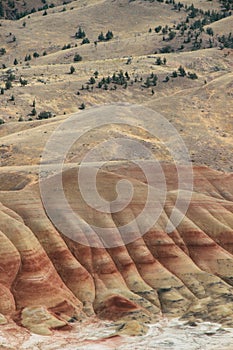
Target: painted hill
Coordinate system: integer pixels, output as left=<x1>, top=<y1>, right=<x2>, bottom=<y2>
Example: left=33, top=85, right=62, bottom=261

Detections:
left=0, top=162, right=233, bottom=335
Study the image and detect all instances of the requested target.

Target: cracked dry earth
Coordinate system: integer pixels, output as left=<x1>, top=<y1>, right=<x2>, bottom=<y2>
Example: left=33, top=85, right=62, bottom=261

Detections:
left=0, top=161, right=233, bottom=345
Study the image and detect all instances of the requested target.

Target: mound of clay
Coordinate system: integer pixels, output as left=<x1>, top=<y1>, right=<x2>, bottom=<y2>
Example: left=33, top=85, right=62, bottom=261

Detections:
left=0, top=163, right=233, bottom=334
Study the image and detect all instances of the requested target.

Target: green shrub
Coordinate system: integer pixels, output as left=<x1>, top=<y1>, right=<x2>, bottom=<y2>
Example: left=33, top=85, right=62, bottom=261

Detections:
left=73, top=53, right=82, bottom=62
left=37, top=111, right=52, bottom=119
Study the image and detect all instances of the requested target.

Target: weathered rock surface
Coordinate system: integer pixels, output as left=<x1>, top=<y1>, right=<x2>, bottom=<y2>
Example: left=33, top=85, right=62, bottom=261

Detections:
left=0, top=163, right=233, bottom=334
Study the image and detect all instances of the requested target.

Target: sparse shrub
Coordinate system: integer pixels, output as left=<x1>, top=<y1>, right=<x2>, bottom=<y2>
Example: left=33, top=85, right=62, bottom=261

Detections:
left=73, top=53, right=82, bottom=62
left=37, top=111, right=52, bottom=119
left=33, top=52, right=39, bottom=58
left=13, top=58, right=18, bottom=65
left=159, top=45, right=172, bottom=53
left=0, top=118, right=4, bottom=124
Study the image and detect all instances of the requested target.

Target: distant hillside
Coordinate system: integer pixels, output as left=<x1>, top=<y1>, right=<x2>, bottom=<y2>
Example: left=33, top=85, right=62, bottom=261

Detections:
left=0, top=0, right=66, bottom=20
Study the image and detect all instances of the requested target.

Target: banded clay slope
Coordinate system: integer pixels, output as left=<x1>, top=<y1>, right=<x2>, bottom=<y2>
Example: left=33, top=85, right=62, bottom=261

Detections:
left=0, top=163, right=233, bottom=334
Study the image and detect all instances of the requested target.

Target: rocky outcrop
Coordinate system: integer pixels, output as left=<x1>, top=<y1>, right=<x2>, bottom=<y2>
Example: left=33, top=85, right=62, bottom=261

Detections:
left=0, top=164, right=233, bottom=334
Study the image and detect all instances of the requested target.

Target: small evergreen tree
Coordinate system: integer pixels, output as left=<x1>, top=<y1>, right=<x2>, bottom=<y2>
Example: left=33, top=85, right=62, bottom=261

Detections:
left=98, top=32, right=105, bottom=41
left=73, top=53, right=82, bottom=62
left=70, top=65, right=75, bottom=74
left=81, top=38, right=90, bottom=45
left=155, top=25, right=162, bottom=33
left=89, top=77, right=96, bottom=84
left=0, top=1, right=4, bottom=18
left=75, top=27, right=85, bottom=39
left=206, top=27, right=214, bottom=36
left=156, top=57, right=162, bottom=65
left=106, top=30, right=113, bottom=41
left=79, top=102, right=86, bottom=110
left=0, top=48, right=6, bottom=56
left=188, top=72, right=198, bottom=79
left=178, top=65, right=186, bottom=76
left=31, top=107, right=37, bottom=116
left=20, top=77, right=28, bottom=86
left=5, top=80, right=12, bottom=89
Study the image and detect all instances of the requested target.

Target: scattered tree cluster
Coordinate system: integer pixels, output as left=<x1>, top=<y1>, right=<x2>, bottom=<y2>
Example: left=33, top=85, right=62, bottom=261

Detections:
left=155, top=57, right=167, bottom=65
left=218, top=32, right=233, bottom=48
left=98, top=30, right=114, bottom=42
left=75, top=26, right=90, bottom=45
left=150, top=0, right=232, bottom=53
